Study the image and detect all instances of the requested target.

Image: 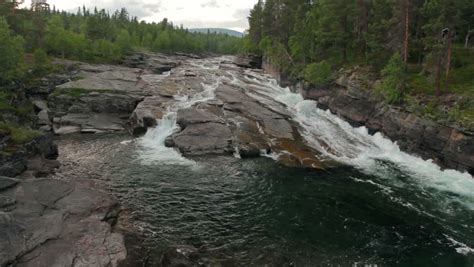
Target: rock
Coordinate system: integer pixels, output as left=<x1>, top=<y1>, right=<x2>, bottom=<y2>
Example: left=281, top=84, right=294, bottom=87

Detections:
left=25, top=157, right=60, bottom=178
left=0, top=156, right=27, bottom=177
left=54, top=113, right=126, bottom=134
left=25, top=74, right=74, bottom=95
left=164, top=136, right=175, bottom=148
left=0, top=179, right=126, bottom=267
left=53, top=125, right=81, bottom=135
left=279, top=64, right=474, bottom=174
left=0, top=176, right=19, bottom=192
left=37, top=110, right=51, bottom=126
left=234, top=54, right=262, bottom=69
left=174, top=123, right=233, bottom=155
left=232, top=118, right=270, bottom=158
left=38, top=125, right=52, bottom=132
left=0, top=196, right=15, bottom=210
left=32, top=100, right=48, bottom=112
left=129, top=96, right=168, bottom=136
left=176, top=108, right=225, bottom=129
left=184, top=70, right=197, bottom=77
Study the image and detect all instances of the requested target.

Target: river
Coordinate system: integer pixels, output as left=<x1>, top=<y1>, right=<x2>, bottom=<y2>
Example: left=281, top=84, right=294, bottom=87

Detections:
left=52, top=56, right=474, bottom=266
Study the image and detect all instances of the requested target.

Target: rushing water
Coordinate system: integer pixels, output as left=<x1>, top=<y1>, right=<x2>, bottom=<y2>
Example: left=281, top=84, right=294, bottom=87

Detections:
left=53, top=57, right=474, bottom=266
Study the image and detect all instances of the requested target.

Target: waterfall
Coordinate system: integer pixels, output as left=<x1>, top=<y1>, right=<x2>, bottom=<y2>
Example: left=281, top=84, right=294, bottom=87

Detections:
left=241, top=69, right=474, bottom=211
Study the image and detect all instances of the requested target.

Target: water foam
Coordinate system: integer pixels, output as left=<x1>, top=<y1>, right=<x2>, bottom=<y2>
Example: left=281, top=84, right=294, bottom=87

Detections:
left=241, top=70, right=474, bottom=211
left=137, top=59, right=225, bottom=166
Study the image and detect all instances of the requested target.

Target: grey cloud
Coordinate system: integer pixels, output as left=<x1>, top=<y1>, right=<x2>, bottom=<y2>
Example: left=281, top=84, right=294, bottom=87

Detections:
left=177, top=17, right=248, bottom=30
left=200, top=0, right=220, bottom=8
left=233, top=8, right=250, bottom=19
left=70, top=0, right=162, bottom=19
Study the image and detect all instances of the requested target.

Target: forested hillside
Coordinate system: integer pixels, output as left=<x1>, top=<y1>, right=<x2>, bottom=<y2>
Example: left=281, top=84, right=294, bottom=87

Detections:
left=244, top=0, right=474, bottom=126
left=0, top=1, right=242, bottom=144
left=0, top=2, right=242, bottom=66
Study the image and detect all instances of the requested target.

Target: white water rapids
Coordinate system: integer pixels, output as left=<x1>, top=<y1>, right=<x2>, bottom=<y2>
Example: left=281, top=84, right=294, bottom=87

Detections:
left=138, top=57, right=473, bottom=205
left=133, top=56, right=474, bottom=255
left=240, top=70, right=474, bottom=207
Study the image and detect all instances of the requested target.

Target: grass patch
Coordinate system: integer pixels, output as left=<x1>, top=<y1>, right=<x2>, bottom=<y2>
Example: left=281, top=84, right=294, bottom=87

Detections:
left=0, top=90, right=14, bottom=111
left=0, top=123, right=43, bottom=144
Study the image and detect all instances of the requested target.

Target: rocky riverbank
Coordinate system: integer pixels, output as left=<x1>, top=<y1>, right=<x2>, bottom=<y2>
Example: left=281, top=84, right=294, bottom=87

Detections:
left=263, top=58, right=473, bottom=175
left=0, top=52, right=338, bottom=267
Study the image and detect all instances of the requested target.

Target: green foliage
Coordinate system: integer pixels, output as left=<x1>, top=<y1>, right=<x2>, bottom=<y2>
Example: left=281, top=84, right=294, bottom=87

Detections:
left=379, top=53, right=406, bottom=103
left=92, top=39, right=121, bottom=61
left=116, top=29, right=132, bottom=53
left=0, top=90, right=13, bottom=111
left=33, top=48, right=50, bottom=74
left=448, top=104, right=474, bottom=129
left=0, top=17, right=25, bottom=84
left=3, top=8, right=242, bottom=66
left=303, top=61, right=333, bottom=87
left=246, top=0, right=474, bottom=105
left=0, top=123, right=43, bottom=144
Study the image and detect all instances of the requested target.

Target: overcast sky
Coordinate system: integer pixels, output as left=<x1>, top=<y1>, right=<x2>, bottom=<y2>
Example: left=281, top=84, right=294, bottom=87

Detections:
left=21, top=0, right=256, bottom=32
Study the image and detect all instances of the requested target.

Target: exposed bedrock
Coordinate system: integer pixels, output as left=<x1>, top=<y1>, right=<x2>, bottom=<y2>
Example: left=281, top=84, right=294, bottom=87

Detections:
left=0, top=177, right=126, bottom=267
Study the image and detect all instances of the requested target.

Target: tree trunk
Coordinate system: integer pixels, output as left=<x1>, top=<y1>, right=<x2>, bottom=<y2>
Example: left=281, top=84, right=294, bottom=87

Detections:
left=357, top=0, right=368, bottom=55
left=466, top=29, right=472, bottom=48
left=435, top=52, right=442, bottom=97
left=403, top=0, right=410, bottom=63
left=445, top=30, right=453, bottom=93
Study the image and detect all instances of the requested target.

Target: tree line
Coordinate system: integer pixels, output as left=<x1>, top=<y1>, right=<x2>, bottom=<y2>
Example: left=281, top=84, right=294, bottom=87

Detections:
left=245, top=0, right=474, bottom=102
left=0, top=1, right=243, bottom=84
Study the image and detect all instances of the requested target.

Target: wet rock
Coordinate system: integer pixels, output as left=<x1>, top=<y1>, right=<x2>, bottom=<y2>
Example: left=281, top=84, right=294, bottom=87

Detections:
left=234, top=54, right=262, bottom=69
left=286, top=65, right=474, bottom=174
left=164, top=136, right=175, bottom=148
left=129, top=96, right=168, bottom=136
left=231, top=117, right=270, bottom=158
left=184, top=70, right=197, bottom=77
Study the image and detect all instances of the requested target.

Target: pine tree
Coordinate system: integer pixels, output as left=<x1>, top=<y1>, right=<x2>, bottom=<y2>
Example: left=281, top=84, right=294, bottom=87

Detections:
left=0, top=17, right=25, bottom=84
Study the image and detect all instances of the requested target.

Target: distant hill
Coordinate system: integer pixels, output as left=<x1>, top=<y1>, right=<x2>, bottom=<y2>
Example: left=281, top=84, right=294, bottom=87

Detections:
left=189, top=28, right=244, bottom=38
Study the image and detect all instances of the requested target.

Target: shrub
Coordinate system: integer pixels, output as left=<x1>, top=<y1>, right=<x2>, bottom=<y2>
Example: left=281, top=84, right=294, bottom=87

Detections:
left=379, top=53, right=406, bottom=103
left=33, top=48, right=50, bottom=74
left=0, top=17, right=25, bottom=84
left=303, top=61, right=332, bottom=87
left=0, top=123, right=42, bottom=144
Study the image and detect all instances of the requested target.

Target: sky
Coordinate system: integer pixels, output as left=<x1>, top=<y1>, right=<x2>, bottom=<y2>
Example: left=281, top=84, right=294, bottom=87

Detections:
left=21, top=0, right=257, bottom=33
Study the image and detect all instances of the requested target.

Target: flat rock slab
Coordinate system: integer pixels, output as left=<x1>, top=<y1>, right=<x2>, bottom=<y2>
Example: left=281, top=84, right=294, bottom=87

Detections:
left=0, top=176, right=19, bottom=192
left=0, top=179, right=126, bottom=267
left=174, top=122, right=233, bottom=155
left=177, top=108, right=225, bottom=129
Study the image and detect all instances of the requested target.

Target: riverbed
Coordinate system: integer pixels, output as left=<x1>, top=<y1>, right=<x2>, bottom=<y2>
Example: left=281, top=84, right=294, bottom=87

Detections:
left=52, top=57, right=474, bottom=266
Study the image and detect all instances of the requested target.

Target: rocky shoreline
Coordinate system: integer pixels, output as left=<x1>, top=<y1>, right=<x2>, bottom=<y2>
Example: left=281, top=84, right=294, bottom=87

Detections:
left=263, top=58, right=474, bottom=175
left=0, top=52, right=332, bottom=267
